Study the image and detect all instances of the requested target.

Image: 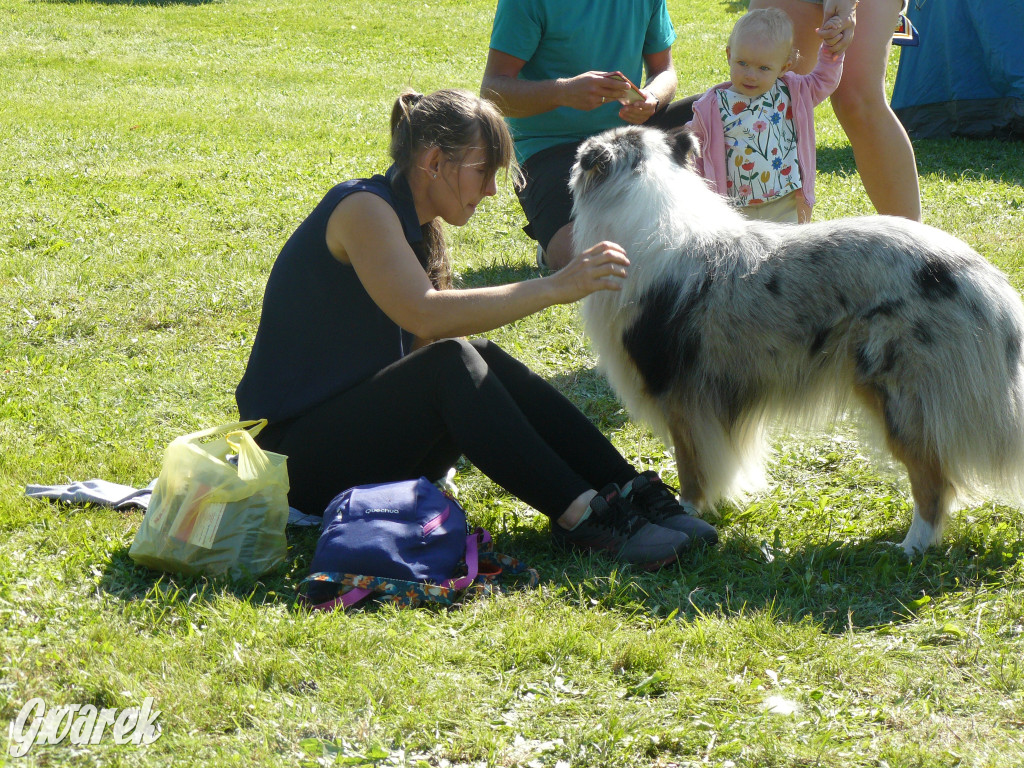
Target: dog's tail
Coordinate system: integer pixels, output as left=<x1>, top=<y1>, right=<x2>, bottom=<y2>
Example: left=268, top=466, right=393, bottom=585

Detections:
left=937, top=344, right=1024, bottom=505
left=898, top=272, right=1024, bottom=507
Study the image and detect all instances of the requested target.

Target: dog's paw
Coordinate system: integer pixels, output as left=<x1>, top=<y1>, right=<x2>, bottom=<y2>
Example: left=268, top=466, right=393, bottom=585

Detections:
left=900, top=509, right=942, bottom=556
left=680, top=498, right=719, bottom=522
left=879, top=538, right=917, bottom=559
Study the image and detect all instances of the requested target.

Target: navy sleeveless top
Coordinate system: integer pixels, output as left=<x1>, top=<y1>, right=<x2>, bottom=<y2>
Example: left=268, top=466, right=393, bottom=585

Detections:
left=236, top=165, right=426, bottom=424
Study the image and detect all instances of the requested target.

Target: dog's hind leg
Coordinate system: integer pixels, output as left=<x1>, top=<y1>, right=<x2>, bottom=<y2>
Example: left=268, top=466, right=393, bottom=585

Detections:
left=854, top=382, right=954, bottom=554
left=899, top=455, right=955, bottom=556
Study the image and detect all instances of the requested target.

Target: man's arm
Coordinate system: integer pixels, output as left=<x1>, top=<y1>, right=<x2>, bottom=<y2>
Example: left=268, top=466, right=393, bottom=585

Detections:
left=481, top=48, right=631, bottom=117
left=618, top=47, right=678, bottom=125
left=642, top=47, right=678, bottom=108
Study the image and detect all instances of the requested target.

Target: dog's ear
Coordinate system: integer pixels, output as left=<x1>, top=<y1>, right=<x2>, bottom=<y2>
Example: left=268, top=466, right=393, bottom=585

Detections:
left=665, top=127, right=700, bottom=168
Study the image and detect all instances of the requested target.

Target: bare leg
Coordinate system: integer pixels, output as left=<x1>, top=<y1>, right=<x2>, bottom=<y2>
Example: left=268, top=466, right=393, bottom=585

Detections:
left=541, top=222, right=575, bottom=271
left=830, top=0, right=921, bottom=220
left=557, top=489, right=598, bottom=529
left=750, top=0, right=921, bottom=220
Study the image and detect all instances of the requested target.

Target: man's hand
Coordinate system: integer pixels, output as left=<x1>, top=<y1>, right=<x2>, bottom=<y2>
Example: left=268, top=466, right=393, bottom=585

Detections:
left=557, top=71, right=632, bottom=111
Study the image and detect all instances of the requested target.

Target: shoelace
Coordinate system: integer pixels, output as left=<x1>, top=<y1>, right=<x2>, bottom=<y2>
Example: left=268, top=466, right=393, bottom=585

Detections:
left=634, top=477, right=686, bottom=516
left=592, top=494, right=646, bottom=534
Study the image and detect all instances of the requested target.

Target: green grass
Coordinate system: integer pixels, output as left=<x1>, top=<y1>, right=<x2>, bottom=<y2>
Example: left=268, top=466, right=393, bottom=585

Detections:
left=3, top=0, right=1024, bottom=765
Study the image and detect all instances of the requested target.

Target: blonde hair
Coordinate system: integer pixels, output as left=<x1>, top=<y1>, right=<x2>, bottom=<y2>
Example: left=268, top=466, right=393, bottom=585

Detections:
left=389, top=89, right=519, bottom=290
left=728, top=8, right=795, bottom=58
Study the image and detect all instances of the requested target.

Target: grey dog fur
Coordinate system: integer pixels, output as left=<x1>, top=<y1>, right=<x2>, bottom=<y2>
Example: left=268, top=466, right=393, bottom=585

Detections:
left=569, top=125, right=1024, bottom=553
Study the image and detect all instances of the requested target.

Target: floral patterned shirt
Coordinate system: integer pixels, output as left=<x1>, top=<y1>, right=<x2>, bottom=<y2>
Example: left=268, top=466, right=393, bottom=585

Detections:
left=717, top=81, right=802, bottom=207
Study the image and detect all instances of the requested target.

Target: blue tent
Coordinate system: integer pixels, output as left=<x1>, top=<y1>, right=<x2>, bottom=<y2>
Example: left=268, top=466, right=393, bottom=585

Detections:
left=891, top=0, right=1024, bottom=140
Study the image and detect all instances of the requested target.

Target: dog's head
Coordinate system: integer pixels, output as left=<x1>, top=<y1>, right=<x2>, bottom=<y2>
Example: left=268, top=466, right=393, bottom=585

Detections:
left=570, top=126, right=700, bottom=203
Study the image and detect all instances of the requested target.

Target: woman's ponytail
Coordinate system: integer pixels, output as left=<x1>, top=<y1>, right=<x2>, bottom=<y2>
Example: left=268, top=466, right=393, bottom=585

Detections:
left=388, top=89, right=518, bottom=291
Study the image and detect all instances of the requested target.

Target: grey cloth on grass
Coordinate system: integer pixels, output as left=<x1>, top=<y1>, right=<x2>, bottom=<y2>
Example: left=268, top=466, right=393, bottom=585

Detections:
left=24, top=478, right=321, bottom=528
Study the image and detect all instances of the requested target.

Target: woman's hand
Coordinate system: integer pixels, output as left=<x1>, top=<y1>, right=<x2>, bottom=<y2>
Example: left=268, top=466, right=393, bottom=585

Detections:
left=818, top=0, right=857, bottom=54
left=548, top=241, right=630, bottom=303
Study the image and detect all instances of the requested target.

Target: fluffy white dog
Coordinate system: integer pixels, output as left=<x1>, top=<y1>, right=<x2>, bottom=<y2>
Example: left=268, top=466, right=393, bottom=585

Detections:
left=569, top=126, right=1024, bottom=554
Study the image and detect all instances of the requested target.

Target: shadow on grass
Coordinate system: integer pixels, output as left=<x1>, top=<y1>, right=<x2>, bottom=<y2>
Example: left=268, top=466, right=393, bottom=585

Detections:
left=98, top=525, right=321, bottom=609
left=495, top=519, right=1024, bottom=633
left=549, top=365, right=634, bottom=430
left=818, top=136, right=1024, bottom=185
left=92, top=470, right=1023, bottom=630
left=914, top=137, right=1024, bottom=184
left=96, top=511, right=1024, bottom=629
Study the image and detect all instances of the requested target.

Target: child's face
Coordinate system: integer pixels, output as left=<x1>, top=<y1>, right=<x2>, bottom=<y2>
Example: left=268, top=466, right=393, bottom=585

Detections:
left=726, top=32, right=792, bottom=99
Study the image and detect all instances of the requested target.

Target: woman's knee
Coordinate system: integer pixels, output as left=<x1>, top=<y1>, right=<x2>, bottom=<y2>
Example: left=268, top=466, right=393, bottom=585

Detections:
left=469, top=337, right=509, bottom=366
left=468, top=337, right=533, bottom=381
left=831, top=77, right=890, bottom=133
left=468, top=337, right=492, bottom=355
left=422, top=337, right=489, bottom=380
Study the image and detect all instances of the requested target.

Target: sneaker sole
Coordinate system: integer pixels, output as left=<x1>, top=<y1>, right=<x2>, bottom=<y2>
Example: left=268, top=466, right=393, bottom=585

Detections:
left=554, top=537, right=683, bottom=571
left=633, top=552, right=681, bottom=572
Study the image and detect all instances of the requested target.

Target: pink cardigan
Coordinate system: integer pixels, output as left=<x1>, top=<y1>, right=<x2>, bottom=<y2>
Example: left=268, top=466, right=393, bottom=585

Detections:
left=685, top=45, right=844, bottom=209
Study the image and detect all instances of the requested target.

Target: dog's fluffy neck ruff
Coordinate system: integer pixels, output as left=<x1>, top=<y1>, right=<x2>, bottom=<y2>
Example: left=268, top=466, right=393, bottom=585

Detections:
left=571, top=129, right=746, bottom=260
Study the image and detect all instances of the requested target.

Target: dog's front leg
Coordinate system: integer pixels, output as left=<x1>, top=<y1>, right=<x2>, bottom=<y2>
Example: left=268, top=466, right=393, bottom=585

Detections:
left=668, top=422, right=708, bottom=512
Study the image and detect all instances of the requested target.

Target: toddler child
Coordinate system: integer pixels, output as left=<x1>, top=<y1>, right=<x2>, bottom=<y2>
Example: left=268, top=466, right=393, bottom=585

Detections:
left=685, top=8, right=844, bottom=223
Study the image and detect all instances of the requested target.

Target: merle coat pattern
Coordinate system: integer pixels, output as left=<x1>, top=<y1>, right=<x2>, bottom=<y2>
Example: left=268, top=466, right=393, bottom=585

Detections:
left=569, top=126, right=1024, bottom=554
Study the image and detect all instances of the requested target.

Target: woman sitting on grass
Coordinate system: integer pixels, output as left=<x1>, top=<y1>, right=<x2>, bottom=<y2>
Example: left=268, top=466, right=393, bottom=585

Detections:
left=235, top=88, right=717, bottom=570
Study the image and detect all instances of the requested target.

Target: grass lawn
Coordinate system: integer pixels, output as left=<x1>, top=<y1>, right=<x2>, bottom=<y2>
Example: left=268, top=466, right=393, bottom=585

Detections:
left=2, top=0, right=1024, bottom=765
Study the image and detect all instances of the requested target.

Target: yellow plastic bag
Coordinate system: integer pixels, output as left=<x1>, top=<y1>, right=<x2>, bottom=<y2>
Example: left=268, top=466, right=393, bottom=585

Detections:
left=129, top=420, right=289, bottom=580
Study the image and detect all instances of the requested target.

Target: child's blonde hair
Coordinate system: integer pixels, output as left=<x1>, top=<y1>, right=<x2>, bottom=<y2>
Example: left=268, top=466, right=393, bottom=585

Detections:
left=728, top=8, right=795, bottom=57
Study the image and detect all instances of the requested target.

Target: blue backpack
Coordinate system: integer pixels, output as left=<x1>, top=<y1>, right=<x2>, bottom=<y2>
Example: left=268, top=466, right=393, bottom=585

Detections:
left=298, top=477, right=537, bottom=610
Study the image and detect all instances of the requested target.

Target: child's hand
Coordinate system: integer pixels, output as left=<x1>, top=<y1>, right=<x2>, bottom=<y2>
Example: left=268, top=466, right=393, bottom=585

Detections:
left=818, top=15, right=846, bottom=56
left=816, top=0, right=857, bottom=55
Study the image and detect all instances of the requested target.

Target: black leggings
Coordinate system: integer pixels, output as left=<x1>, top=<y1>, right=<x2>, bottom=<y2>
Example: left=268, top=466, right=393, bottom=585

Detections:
left=256, top=338, right=638, bottom=517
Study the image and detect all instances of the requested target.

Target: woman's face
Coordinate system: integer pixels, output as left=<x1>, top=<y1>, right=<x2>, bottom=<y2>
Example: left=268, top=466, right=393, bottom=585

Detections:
left=435, top=146, right=499, bottom=226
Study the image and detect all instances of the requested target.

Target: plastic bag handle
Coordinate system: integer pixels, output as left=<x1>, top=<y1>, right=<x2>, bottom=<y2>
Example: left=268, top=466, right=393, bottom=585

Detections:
left=177, top=419, right=268, bottom=445
left=226, top=427, right=273, bottom=482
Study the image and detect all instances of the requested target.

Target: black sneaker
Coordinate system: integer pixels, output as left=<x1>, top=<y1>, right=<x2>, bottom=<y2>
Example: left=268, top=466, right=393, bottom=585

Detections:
left=622, top=471, right=719, bottom=547
left=551, top=483, right=690, bottom=571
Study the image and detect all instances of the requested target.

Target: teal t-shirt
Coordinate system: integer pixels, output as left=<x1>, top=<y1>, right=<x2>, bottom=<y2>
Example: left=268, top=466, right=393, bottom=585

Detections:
left=488, top=0, right=676, bottom=163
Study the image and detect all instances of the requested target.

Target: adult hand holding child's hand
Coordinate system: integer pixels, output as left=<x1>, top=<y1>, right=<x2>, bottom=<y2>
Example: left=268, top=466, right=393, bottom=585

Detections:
left=817, top=0, right=857, bottom=54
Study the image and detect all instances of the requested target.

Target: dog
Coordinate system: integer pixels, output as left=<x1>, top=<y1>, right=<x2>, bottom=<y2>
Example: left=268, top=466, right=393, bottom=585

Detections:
left=569, top=125, right=1024, bottom=554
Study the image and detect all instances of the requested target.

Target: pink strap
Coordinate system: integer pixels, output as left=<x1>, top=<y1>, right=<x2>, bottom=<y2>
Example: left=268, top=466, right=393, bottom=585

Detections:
left=308, top=587, right=372, bottom=612
left=306, top=526, right=491, bottom=611
left=446, top=529, right=485, bottom=590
